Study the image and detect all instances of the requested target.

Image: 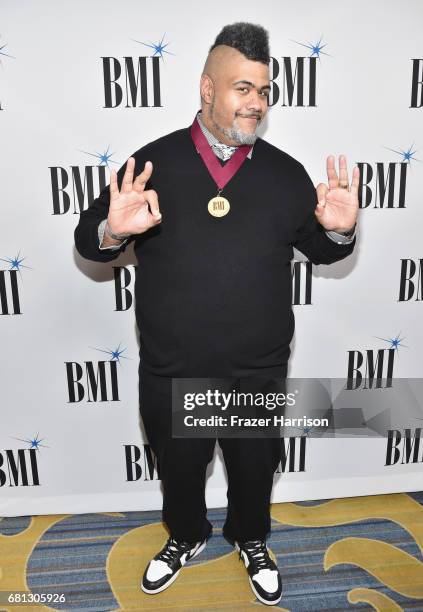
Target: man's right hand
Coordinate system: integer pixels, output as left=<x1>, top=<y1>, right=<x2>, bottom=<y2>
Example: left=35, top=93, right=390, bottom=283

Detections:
left=107, top=157, right=162, bottom=237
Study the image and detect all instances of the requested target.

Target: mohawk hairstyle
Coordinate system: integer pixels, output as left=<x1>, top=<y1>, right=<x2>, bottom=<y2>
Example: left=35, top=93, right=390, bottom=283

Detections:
left=209, top=22, right=270, bottom=65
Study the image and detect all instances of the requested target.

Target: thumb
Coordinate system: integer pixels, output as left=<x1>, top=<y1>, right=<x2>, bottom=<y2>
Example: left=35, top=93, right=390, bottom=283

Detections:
left=316, top=182, right=328, bottom=207
left=315, top=204, right=325, bottom=221
left=315, top=183, right=328, bottom=220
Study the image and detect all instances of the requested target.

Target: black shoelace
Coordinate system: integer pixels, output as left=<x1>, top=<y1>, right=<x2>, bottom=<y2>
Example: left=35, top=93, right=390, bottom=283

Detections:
left=239, top=540, right=274, bottom=572
left=155, top=537, right=194, bottom=566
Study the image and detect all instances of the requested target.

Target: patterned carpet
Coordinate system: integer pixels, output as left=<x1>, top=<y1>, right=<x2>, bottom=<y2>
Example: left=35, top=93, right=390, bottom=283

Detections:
left=1, top=491, right=423, bottom=611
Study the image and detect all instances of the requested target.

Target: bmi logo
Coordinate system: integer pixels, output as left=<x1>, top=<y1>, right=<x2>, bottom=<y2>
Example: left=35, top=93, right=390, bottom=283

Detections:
left=410, top=59, right=423, bottom=107
left=346, top=333, right=407, bottom=389
left=50, top=148, right=124, bottom=215
left=114, top=265, right=136, bottom=311
left=292, top=260, right=312, bottom=305
left=65, top=343, right=131, bottom=403
left=0, top=252, right=32, bottom=315
left=0, top=433, right=47, bottom=487
left=269, top=36, right=331, bottom=107
left=358, top=143, right=420, bottom=208
left=275, top=437, right=307, bottom=473
left=124, top=444, right=160, bottom=481
left=386, top=429, right=423, bottom=465
left=102, top=34, right=173, bottom=108
left=399, top=258, right=422, bottom=301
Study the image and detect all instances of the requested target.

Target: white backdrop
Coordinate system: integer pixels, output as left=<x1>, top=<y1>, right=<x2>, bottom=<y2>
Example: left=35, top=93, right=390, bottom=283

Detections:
left=1, top=0, right=422, bottom=516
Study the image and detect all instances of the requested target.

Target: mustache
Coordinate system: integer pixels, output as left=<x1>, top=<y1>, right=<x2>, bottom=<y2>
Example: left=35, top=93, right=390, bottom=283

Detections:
left=237, top=113, right=262, bottom=120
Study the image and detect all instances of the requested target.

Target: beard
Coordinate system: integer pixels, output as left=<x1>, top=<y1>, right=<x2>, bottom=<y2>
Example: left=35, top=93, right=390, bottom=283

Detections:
left=208, top=98, right=261, bottom=145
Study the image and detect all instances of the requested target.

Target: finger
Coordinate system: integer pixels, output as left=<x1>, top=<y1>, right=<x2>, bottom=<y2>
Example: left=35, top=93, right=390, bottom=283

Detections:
left=144, top=189, right=162, bottom=218
left=315, top=202, right=325, bottom=220
left=133, top=160, right=153, bottom=193
left=121, top=157, right=136, bottom=194
left=145, top=215, right=162, bottom=230
left=350, top=165, right=360, bottom=197
left=326, top=155, right=339, bottom=189
left=338, top=154, right=349, bottom=188
left=110, top=168, right=119, bottom=202
left=316, top=183, right=328, bottom=206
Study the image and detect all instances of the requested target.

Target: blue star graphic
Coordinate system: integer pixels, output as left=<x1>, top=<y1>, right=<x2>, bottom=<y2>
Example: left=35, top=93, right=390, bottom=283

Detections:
left=90, top=341, right=131, bottom=365
left=0, top=251, right=33, bottom=280
left=290, top=35, right=332, bottom=61
left=291, top=425, right=318, bottom=437
left=374, top=332, right=408, bottom=355
left=78, top=144, right=120, bottom=169
left=11, top=432, right=48, bottom=451
left=0, top=41, right=15, bottom=67
left=384, top=142, right=420, bottom=165
left=131, top=32, right=175, bottom=61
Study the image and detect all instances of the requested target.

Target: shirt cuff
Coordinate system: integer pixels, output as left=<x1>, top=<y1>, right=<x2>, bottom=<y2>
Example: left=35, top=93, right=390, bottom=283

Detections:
left=98, top=218, right=128, bottom=250
left=325, top=228, right=356, bottom=245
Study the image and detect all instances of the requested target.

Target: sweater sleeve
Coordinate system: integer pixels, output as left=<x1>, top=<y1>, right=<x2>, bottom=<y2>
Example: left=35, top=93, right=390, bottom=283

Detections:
left=74, top=152, right=152, bottom=262
left=292, top=163, right=356, bottom=265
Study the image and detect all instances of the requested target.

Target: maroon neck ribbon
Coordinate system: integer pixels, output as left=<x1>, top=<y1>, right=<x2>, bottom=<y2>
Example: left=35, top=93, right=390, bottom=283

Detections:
left=190, top=114, right=252, bottom=191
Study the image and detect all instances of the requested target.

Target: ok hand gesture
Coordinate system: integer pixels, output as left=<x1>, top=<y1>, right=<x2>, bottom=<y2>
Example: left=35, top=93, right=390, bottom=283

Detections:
left=107, top=157, right=162, bottom=236
left=315, top=155, right=359, bottom=233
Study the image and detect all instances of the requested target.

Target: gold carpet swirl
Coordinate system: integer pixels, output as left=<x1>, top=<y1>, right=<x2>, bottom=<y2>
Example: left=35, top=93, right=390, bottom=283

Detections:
left=0, top=513, right=122, bottom=612
left=0, top=492, right=422, bottom=610
left=0, top=514, right=68, bottom=612
left=348, top=587, right=403, bottom=610
left=271, top=492, right=423, bottom=605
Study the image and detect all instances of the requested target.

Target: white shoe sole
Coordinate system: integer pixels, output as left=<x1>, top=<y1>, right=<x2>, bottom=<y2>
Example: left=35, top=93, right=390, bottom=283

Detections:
left=141, top=537, right=208, bottom=594
left=235, top=542, right=282, bottom=606
left=248, top=576, right=282, bottom=606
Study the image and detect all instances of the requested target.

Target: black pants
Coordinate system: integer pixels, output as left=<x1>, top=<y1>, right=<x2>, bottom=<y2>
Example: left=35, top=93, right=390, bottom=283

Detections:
left=138, top=367, right=285, bottom=544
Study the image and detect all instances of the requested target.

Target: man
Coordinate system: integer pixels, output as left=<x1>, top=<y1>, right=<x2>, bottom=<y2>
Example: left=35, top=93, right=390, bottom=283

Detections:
left=74, top=22, right=358, bottom=607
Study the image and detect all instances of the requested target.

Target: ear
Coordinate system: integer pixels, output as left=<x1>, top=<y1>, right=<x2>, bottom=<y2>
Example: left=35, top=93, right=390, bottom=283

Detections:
left=200, top=73, right=214, bottom=104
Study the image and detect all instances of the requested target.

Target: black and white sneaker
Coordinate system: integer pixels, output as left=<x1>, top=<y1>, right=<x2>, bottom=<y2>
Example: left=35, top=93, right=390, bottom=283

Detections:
left=141, top=534, right=209, bottom=594
left=235, top=539, right=282, bottom=606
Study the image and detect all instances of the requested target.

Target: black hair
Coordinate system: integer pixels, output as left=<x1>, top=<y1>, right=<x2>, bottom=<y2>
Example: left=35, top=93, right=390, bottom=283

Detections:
left=209, top=22, right=270, bottom=65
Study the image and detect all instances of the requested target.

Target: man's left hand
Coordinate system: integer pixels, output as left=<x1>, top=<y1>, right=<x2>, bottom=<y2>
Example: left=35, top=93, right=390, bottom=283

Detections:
left=315, top=155, right=360, bottom=233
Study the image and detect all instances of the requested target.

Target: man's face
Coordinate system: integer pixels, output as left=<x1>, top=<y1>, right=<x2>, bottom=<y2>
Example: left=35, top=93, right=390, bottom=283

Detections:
left=205, top=54, right=270, bottom=146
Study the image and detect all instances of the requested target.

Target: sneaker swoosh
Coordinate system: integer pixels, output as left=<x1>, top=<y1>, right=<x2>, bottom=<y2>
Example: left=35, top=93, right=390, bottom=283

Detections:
left=189, top=542, right=201, bottom=558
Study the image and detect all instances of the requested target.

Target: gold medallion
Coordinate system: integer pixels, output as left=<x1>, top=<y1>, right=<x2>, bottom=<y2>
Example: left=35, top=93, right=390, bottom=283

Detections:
left=208, top=195, right=230, bottom=217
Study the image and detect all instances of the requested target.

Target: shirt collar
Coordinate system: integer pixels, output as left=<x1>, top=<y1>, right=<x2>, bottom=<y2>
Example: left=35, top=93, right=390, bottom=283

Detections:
left=196, top=111, right=254, bottom=159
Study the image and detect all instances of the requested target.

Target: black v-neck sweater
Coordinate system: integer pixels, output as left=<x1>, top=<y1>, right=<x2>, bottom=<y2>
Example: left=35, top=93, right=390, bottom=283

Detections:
left=74, top=126, right=355, bottom=377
